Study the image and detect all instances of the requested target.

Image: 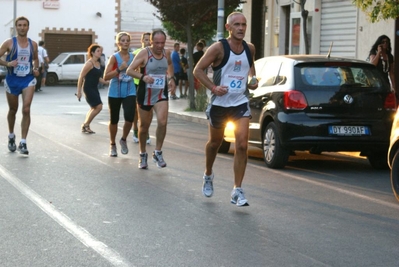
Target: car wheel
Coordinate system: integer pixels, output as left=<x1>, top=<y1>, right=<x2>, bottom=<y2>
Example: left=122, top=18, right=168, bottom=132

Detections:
left=367, top=153, right=389, bottom=169
left=218, top=139, right=230, bottom=154
left=263, top=122, right=289, bottom=169
left=46, top=73, right=58, bottom=86
left=390, top=149, right=399, bottom=201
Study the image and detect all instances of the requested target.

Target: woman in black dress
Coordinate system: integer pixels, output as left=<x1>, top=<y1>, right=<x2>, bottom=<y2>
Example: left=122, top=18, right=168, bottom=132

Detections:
left=369, top=35, right=396, bottom=95
left=76, top=44, right=108, bottom=133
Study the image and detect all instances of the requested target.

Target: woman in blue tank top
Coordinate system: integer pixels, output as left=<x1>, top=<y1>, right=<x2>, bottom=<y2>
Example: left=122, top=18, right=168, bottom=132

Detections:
left=103, top=32, right=136, bottom=157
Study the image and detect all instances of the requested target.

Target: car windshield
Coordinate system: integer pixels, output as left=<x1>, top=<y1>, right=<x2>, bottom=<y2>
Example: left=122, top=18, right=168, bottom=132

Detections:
left=296, top=64, right=384, bottom=89
left=51, top=53, right=68, bottom=64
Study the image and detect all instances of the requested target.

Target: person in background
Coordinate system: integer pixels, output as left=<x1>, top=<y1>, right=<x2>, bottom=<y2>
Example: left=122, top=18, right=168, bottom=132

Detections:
left=98, top=47, right=106, bottom=89
left=193, top=41, right=205, bottom=67
left=126, top=29, right=176, bottom=169
left=193, top=41, right=205, bottom=90
left=368, top=35, right=396, bottom=96
left=170, top=42, right=180, bottom=99
left=35, top=51, right=44, bottom=92
left=132, top=32, right=152, bottom=145
left=179, top=47, right=189, bottom=98
left=193, top=12, right=258, bottom=207
left=76, top=44, right=108, bottom=134
left=0, top=16, right=40, bottom=155
left=38, top=40, right=49, bottom=87
left=103, top=32, right=136, bottom=157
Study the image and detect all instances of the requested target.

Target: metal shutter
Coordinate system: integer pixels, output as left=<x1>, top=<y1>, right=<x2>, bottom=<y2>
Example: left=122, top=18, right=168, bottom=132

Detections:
left=45, top=34, right=92, bottom=62
left=320, top=0, right=357, bottom=58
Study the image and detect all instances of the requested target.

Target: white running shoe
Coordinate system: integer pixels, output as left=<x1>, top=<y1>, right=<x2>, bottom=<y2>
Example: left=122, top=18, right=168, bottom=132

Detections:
left=109, top=144, right=117, bottom=157
left=152, top=151, right=166, bottom=168
left=17, top=142, right=29, bottom=155
left=119, top=138, right=128, bottom=154
left=132, top=132, right=139, bottom=143
left=138, top=152, right=148, bottom=169
left=230, top=188, right=249, bottom=206
left=202, top=173, right=214, bottom=197
left=8, top=136, right=16, bottom=152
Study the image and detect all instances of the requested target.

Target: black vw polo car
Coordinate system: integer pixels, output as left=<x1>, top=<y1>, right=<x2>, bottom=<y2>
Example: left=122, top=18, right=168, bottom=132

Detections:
left=221, top=55, right=396, bottom=169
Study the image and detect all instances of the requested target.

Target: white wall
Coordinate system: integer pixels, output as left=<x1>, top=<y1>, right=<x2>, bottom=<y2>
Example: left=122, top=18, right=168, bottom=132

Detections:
left=0, top=0, right=117, bottom=57
left=357, top=11, right=395, bottom=60
left=120, top=0, right=162, bottom=32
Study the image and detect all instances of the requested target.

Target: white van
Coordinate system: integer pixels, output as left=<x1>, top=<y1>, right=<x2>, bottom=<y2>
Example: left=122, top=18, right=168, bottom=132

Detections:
left=46, top=52, right=87, bottom=86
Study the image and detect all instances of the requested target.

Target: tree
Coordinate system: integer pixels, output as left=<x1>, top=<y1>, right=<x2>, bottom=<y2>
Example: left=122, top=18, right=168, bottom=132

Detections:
left=354, top=0, right=399, bottom=22
left=146, top=0, right=243, bottom=110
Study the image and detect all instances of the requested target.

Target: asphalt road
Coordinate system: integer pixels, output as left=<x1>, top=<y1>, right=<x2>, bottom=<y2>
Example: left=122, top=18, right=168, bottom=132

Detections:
left=0, top=86, right=398, bottom=267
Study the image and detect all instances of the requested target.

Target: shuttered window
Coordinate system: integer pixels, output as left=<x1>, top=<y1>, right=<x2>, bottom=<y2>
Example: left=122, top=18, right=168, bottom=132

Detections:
left=320, top=0, right=357, bottom=58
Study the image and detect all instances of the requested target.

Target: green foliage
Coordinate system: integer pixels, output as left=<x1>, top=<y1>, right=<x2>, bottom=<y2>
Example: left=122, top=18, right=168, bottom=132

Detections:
left=162, top=21, right=216, bottom=44
left=354, top=0, right=399, bottom=22
left=146, top=0, right=243, bottom=42
left=146, top=0, right=243, bottom=109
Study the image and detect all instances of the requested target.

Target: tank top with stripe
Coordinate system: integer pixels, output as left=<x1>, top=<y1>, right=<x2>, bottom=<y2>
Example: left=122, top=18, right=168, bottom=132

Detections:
left=137, top=47, right=168, bottom=106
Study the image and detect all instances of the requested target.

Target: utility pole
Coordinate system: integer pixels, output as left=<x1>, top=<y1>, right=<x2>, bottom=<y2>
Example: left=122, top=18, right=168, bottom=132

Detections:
left=12, top=0, right=17, bottom=36
left=217, top=0, right=224, bottom=41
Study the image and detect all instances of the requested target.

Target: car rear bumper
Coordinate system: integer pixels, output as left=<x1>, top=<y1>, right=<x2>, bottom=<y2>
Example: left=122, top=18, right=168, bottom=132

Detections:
left=277, top=114, right=392, bottom=152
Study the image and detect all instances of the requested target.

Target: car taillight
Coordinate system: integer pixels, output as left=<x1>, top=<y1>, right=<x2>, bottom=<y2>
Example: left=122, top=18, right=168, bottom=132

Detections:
left=284, top=90, right=308, bottom=110
left=384, top=92, right=397, bottom=110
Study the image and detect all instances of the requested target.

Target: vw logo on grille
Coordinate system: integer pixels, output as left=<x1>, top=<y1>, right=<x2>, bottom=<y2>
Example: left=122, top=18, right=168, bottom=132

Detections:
left=343, top=94, right=354, bottom=104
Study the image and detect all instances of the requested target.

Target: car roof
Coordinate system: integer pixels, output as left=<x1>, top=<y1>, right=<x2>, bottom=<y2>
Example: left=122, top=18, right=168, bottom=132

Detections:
left=256, top=55, right=371, bottom=65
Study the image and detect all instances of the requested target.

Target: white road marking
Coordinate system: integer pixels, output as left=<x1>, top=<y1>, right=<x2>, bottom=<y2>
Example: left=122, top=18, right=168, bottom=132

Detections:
left=0, top=164, right=132, bottom=267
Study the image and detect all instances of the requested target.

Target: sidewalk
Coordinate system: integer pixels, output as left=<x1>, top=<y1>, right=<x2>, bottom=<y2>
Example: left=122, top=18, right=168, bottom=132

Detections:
left=168, top=96, right=208, bottom=126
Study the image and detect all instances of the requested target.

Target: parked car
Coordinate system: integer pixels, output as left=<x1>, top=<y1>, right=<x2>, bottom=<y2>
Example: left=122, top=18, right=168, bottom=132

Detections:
left=387, top=110, right=399, bottom=201
left=0, top=55, right=7, bottom=83
left=46, top=52, right=87, bottom=86
left=220, top=55, right=397, bottom=169
left=0, top=65, right=6, bottom=83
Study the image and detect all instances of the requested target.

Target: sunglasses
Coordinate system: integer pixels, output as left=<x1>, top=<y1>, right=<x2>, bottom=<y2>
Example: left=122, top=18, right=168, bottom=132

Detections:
left=381, top=40, right=388, bottom=44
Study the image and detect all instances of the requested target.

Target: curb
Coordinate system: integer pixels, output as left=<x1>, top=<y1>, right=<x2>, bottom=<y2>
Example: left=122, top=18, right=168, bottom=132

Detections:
left=168, top=111, right=208, bottom=126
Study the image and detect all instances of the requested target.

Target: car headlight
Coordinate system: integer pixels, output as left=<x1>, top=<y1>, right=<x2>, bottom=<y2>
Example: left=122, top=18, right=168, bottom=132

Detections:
left=225, top=121, right=235, bottom=132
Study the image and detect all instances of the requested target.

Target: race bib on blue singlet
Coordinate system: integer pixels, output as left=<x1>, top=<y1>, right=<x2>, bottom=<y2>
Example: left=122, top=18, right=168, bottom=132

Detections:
left=14, top=52, right=31, bottom=77
left=118, top=73, right=132, bottom=82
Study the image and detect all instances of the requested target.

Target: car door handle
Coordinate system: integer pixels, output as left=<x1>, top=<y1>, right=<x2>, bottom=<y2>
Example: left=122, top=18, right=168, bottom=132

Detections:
left=261, top=96, right=269, bottom=102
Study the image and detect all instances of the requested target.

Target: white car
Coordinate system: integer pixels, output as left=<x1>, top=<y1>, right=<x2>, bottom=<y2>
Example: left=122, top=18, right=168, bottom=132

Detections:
left=46, top=52, right=87, bottom=86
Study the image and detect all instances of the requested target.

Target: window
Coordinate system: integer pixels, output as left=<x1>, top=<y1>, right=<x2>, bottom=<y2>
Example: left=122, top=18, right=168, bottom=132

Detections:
left=297, top=65, right=384, bottom=89
left=258, top=60, right=281, bottom=87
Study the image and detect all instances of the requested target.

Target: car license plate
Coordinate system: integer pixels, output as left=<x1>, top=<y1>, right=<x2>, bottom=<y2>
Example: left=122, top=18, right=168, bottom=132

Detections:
left=328, top=125, right=370, bottom=136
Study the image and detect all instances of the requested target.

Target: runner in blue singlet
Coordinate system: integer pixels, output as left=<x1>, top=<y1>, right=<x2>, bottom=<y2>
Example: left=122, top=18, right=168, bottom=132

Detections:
left=0, top=16, right=40, bottom=155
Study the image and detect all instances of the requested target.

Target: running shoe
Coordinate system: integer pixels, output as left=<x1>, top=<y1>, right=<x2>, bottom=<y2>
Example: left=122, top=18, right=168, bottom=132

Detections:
left=152, top=151, right=167, bottom=168
left=133, top=131, right=139, bottom=143
left=202, top=173, right=214, bottom=197
left=230, top=188, right=249, bottom=207
left=109, top=144, right=117, bottom=157
left=120, top=138, right=128, bottom=154
left=17, top=142, right=29, bottom=155
left=8, top=136, right=16, bottom=152
left=138, top=152, right=148, bottom=169
left=146, top=135, right=151, bottom=145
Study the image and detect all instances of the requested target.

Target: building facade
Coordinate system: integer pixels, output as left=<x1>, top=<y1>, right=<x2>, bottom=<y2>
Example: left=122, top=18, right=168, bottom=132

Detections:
left=0, top=0, right=171, bottom=61
left=0, top=0, right=120, bottom=61
left=242, top=0, right=395, bottom=61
